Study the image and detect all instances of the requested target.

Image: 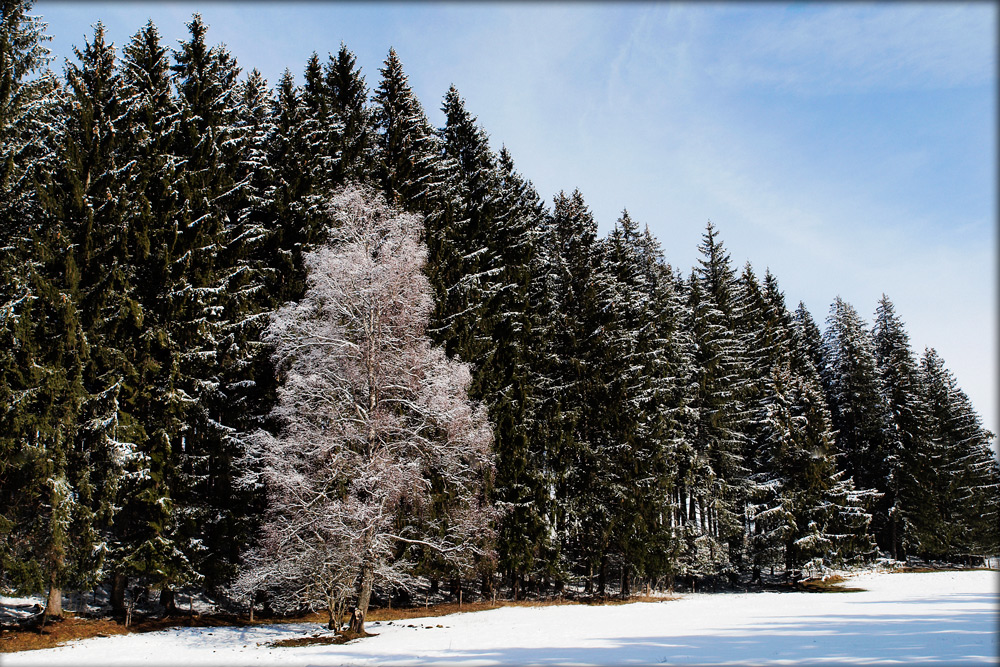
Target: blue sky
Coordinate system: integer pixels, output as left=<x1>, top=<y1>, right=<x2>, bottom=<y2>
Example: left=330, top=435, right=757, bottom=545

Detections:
left=35, top=1, right=998, bottom=438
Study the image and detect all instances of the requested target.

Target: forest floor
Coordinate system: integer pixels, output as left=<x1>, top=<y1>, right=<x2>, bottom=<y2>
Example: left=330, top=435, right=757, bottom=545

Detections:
left=2, top=566, right=995, bottom=664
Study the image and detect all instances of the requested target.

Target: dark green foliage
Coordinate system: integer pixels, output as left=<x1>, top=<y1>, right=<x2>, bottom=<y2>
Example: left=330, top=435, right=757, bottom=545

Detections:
left=741, top=273, right=874, bottom=570
left=372, top=48, right=447, bottom=212
left=3, top=3, right=996, bottom=608
left=821, top=297, right=894, bottom=551
left=872, top=295, right=931, bottom=559
left=917, top=349, right=1000, bottom=559
left=684, top=222, right=748, bottom=572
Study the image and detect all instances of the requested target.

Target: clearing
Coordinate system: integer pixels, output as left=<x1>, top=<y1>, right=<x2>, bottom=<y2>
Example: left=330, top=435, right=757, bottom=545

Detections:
left=3, top=569, right=997, bottom=665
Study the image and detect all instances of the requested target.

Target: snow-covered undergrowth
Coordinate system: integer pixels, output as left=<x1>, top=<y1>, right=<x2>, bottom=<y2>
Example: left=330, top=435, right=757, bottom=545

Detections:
left=5, top=569, right=998, bottom=666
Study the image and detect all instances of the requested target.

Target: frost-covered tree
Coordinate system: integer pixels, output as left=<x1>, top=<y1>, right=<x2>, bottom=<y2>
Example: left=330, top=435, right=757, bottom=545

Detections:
left=821, top=297, right=892, bottom=552
left=685, top=222, right=748, bottom=572
left=372, top=48, right=447, bottom=212
left=872, top=295, right=931, bottom=559
left=234, top=185, right=494, bottom=633
left=917, top=348, right=1000, bottom=560
left=489, top=147, right=553, bottom=595
left=0, top=0, right=62, bottom=595
left=325, top=44, right=374, bottom=183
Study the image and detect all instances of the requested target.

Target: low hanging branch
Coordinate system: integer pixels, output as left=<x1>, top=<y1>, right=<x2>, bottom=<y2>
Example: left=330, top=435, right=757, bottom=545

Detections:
left=231, top=184, right=496, bottom=633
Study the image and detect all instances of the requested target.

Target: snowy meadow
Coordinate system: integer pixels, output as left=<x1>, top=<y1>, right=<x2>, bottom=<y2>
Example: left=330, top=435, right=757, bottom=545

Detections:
left=5, top=570, right=998, bottom=666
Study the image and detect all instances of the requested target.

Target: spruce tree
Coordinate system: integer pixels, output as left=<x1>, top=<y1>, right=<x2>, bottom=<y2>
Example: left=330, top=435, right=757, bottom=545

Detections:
left=600, top=212, right=689, bottom=593
left=490, top=148, right=554, bottom=596
left=538, top=190, right=620, bottom=594
left=872, top=295, right=930, bottom=559
left=372, top=48, right=447, bottom=212
left=45, top=21, right=145, bottom=600
left=324, top=44, right=374, bottom=183
left=0, top=2, right=112, bottom=616
left=743, top=273, right=873, bottom=572
left=167, top=13, right=251, bottom=591
left=99, top=18, right=193, bottom=612
left=0, top=0, right=61, bottom=593
left=821, top=297, right=893, bottom=553
left=918, top=348, right=1000, bottom=560
left=685, top=222, right=748, bottom=573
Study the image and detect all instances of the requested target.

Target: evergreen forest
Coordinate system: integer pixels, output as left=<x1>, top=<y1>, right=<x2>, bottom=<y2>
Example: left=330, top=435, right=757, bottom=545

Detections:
left=2, top=3, right=997, bottom=626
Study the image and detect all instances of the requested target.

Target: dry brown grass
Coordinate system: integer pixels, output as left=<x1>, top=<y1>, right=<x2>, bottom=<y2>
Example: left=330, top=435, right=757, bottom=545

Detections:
left=1, top=616, right=128, bottom=653
left=269, top=629, right=375, bottom=647
left=0, top=611, right=258, bottom=653
left=797, top=576, right=865, bottom=593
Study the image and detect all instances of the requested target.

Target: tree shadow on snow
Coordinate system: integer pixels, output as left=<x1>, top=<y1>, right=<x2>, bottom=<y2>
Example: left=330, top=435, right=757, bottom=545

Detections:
left=317, top=606, right=998, bottom=666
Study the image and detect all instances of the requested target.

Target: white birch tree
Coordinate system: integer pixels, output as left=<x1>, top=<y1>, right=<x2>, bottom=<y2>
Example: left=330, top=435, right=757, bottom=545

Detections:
left=234, top=184, right=494, bottom=632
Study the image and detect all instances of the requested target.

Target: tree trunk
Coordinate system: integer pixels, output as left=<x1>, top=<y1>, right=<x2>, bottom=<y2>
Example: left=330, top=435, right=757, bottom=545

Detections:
left=160, top=586, right=178, bottom=615
left=355, top=559, right=374, bottom=633
left=45, top=579, right=63, bottom=619
left=327, top=594, right=342, bottom=632
left=111, top=573, right=127, bottom=614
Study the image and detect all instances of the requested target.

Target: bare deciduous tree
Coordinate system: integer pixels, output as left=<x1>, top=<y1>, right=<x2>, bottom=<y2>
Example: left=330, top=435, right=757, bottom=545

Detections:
left=232, top=185, right=494, bottom=632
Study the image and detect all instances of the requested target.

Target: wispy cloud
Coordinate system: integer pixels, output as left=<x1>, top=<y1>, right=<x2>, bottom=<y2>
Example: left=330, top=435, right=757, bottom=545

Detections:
left=703, top=4, right=996, bottom=94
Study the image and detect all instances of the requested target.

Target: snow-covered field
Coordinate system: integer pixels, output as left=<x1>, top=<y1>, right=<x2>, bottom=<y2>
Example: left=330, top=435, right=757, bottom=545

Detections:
left=5, top=570, right=998, bottom=666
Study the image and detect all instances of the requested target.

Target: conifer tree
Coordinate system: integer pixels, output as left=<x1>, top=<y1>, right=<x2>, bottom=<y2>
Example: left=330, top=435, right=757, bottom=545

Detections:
left=97, top=18, right=194, bottom=612
left=792, top=302, right=824, bottom=375
left=0, top=0, right=62, bottom=592
left=743, top=273, right=873, bottom=572
left=167, top=13, right=252, bottom=591
left=685, top=222, right=748, bottom=573
left=821, top=297, right=892, bottom=553
left=918, top=348, right=1000, bottom=560
left=489, top=148, right=553, bottom=595
left=434, top=85, right=497, bottom=365
left=600, top=212, right=689, bottom=592
left=325, top=44, right=374, bottom=183
left=872, top=295, right=930, bottom=559
left=536, top=190, right=620, bottom=593
left=372, top=48, right=447, bottom=212
left=44, top=21, right=145, bottom=602
left=0, top=2, right=109, bottom=617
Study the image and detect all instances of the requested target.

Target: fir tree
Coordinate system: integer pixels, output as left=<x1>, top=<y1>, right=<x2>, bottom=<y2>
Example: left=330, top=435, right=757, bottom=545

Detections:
left=103, top=18, right=190, bottom=612
left=325, top=44, right=374, bottom=183
left=821, top=297, right=892, bottom=553
left=872, top=295, right=930, bottom=559
left=685, top=222, right=748, bottom=573
left=167, top=13, right=251, bottom=591
left=918, top=348, right=1000, bottom=560
left=743, top=273, right=873, bottom=572
left=372, top=48, right=447, bottom=212
left=0, top=0, right=61, bottom=594
left=489, top=147, right=554, bottom=596
left=46, top=21, right=142, bottom=600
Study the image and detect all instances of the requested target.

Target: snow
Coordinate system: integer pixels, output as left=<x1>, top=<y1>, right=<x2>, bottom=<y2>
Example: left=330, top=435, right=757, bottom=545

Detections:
left=5, top=570, right=998, bottom=666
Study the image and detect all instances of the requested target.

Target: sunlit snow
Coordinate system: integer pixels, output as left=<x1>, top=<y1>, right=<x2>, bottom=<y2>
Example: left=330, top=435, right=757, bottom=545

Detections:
left=5, top=570, right=997, bottom=666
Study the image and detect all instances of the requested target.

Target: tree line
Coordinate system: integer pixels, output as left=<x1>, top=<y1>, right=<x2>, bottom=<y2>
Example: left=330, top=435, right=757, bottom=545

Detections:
left=2, top=2, right=997, bottom=626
